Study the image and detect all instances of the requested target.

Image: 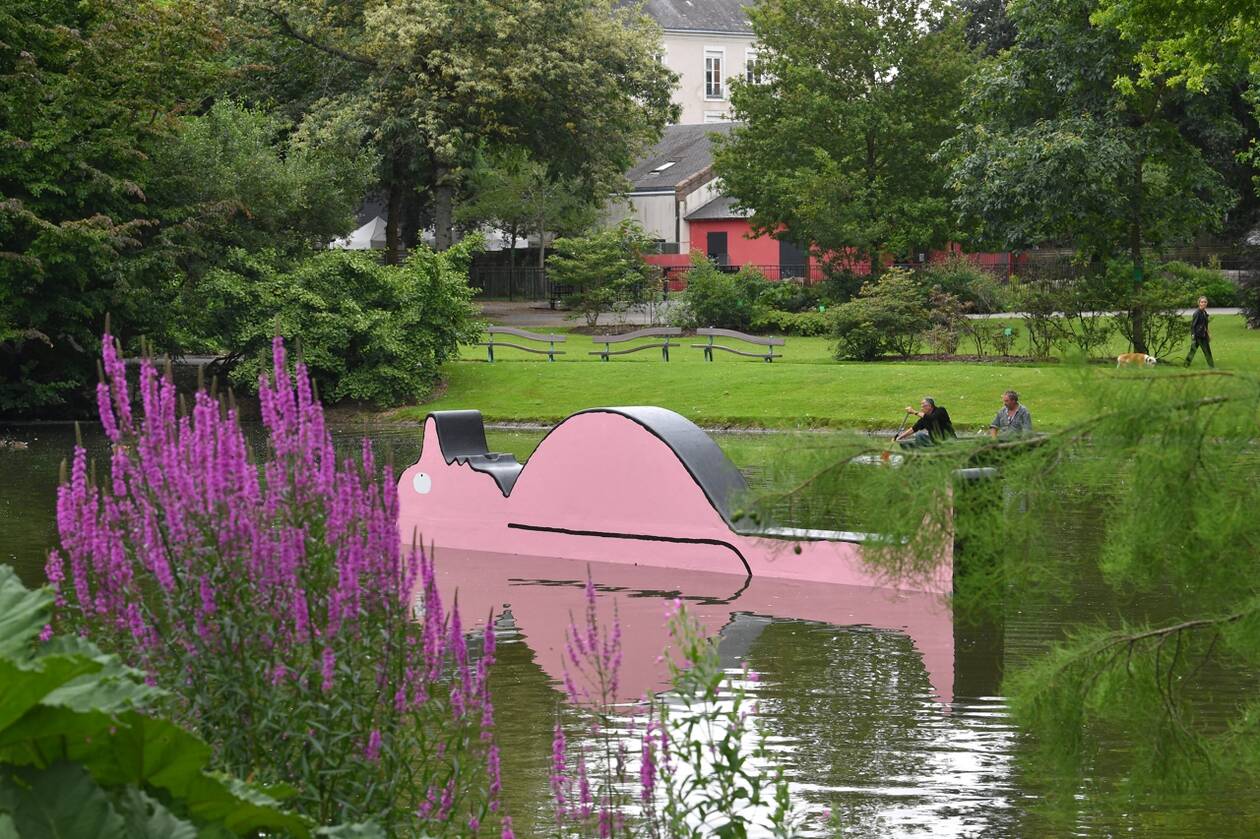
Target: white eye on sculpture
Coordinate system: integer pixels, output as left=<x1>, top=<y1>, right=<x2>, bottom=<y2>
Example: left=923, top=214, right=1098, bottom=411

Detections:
left=412, top=472, right=432, bottom=494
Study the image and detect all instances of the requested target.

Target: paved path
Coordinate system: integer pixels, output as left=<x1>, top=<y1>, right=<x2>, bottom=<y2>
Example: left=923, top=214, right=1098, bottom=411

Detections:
left=478, top=300, right=1244, bottom=328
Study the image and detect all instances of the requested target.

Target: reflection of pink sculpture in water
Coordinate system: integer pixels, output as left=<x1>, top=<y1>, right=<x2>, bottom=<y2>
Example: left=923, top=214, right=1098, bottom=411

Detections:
left=432, top=551, right=956, bottom=704
left=397, top=407, right=951, bottom=593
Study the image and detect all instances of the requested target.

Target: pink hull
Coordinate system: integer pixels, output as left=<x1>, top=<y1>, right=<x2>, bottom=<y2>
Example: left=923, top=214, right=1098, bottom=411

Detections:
left=432, top=550, right=956, bottom=703
left=398, top=408, right=951, bottom=594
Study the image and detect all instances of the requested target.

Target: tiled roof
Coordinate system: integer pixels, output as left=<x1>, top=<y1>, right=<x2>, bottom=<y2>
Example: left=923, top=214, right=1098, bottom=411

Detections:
left=626, top=123, right=735, bottom=192
left=641, top=0, right=755, bottom=33
left=684, top=194, right=750, bottom=220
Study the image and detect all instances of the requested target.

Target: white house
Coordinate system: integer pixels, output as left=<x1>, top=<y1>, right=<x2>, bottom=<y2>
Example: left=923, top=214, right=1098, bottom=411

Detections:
left=644, top=0, right=757, bottom=124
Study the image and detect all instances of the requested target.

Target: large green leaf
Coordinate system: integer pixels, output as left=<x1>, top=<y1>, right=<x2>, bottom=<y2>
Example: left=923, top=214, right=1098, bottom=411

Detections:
left=0, top=761, right=129, bottom=839
left=0, top=568, right=50, bottom=661
left=113, top=787, right=198, bottom=839
left=0, top=658, right=100, bottom=736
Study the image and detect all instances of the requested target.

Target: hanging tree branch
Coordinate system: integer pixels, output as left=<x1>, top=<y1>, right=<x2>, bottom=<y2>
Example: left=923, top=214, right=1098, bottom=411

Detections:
left=268, top=10, right=377, bottom=68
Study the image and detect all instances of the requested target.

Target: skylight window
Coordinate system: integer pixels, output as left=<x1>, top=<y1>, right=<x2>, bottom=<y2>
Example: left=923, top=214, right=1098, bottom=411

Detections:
left=651, top=161, right=677, bottom=173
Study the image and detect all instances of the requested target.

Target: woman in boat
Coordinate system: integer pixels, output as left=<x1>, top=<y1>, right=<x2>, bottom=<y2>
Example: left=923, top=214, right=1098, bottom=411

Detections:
left=896, top=397, right=956, bottom=448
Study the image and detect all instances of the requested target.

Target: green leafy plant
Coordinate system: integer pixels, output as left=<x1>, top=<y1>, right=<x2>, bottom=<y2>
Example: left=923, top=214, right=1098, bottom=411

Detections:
left=750, top=309, right=832, bottom=336
left=830, top=268, right=929, bottom=360
left=672, top=254, right=764, bottom=331
left=549, top=222, right=660, bottom=328
left=1156, top=260, right=1240, bottom=307
left=47, top=335, right=500, bottom=833
left=1109, top=271, right=1190, bottom=359
left=920, top=255, right=1012, bottom=313
left=197, top=244, right=482, bottom=406
left=0, top=565, right=351, bottom=838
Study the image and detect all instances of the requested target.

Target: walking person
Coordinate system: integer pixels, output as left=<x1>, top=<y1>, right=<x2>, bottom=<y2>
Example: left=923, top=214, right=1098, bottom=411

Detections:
left=1185, top=296, right=1214, bottom=368
left=989, top=390, right=1033, bottom=438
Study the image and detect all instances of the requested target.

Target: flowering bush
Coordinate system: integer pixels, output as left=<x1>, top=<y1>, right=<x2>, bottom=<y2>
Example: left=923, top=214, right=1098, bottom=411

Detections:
left=46, top=334, right=502, bottom=834
left=550, top=574, right=797, bottom=838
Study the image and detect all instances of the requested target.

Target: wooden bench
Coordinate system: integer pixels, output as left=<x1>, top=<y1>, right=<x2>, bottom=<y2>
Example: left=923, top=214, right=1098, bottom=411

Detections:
left=588, top=327, right=683, bottom=361
left=477, top=326, right=567, bottom=362
left=692, top=328, right=785, bottom=362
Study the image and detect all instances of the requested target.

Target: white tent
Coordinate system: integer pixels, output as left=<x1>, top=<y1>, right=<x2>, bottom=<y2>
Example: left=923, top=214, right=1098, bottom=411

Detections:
left=329, top=216, right=388, bottom=250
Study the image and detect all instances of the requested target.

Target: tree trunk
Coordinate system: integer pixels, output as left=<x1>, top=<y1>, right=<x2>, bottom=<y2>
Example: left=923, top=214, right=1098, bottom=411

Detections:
left=384, top=152, right=407, bottom=266
left=536, top=212, right=547, bottom=269
left=434, top=163, right=454, bottom=251
left=1129, top=156, right=1147, bottom=354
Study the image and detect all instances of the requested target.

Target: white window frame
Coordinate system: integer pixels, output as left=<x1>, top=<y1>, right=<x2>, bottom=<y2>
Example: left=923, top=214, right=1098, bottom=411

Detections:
left=745, top=48, right=760, bottom=84
left=703, top=110, right=729, bottom=124
left=704, top=47, right=726, bottom=100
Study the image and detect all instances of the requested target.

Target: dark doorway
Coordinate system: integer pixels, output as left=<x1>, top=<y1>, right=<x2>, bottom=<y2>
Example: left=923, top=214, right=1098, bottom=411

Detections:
left=706, top=232, right=729, bottom=266
left=779, top=239, right=808, bottom=278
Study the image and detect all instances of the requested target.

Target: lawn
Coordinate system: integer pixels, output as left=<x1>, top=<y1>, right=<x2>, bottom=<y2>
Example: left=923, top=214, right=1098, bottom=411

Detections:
left=398, top=315, right=1260, bottom=432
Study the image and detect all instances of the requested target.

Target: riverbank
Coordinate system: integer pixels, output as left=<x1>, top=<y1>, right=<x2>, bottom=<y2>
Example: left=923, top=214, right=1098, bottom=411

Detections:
left=396, top=313, right=1259, bottom=432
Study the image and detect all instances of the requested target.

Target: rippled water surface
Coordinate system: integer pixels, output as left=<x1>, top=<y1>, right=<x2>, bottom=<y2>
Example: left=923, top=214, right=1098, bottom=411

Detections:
left=3, top=422, right=1258, bottom=838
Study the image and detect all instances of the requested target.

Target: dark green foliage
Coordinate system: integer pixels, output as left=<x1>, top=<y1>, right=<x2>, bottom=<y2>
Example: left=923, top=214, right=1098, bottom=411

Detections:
left=1108, top=267, right=1191, bottom=358
left=830, top=269, right=930, bottom=359
left=0, top=566, right=342, bottom=838
left=818, top=267, right=867, bottom=305
left=1157, top=260, right=1241, bottom=306
left=672, top=255, right=769, bottom=331
left=549, top=222, right=661, bottom=328
left=919, top=256, right=1013, bottom=313
left=714, top=0, right=976, bottom=269
left=0, top=0, right=223, bottom=413
left=749, top=309, right=832, bottom=336
left=199, top=246, right=481, bottom=406
left=1241, top=262, right=1260, bottom=328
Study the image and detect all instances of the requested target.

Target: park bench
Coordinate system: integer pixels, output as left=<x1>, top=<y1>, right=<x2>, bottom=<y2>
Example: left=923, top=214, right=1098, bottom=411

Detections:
left=477, top=326, right=567, bottom=362
left=692, top=328, right=785, bottom=362
left=588, top=327, right=683, bottom=361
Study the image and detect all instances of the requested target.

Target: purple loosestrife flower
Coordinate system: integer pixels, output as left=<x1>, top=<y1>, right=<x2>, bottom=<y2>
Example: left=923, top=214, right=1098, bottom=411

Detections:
left=500, top=816, right=515, bottom=839
left=51, top=333, right=504, bottom=835
left=364, top=728, right=381, bottom=763
left=551, top=722, right=568, bottom=811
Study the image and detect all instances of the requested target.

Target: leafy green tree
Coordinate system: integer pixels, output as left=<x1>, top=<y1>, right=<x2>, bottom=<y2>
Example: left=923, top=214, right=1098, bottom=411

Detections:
left=941, top=0, right=1242, bottom=351
left=457, top=148, right=599, bottom=271
left=0, top=0, right=222, bottom=413
left=713, top=0, right=976, bottom=276
left=195, top=244, right=482, bottom=406
left=226, top=0, right=676, bottom=258
left=548, top=222, right=659, bottom=327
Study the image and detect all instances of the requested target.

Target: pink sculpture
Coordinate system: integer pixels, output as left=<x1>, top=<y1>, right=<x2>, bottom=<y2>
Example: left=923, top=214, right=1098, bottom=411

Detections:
left=398, top=407, right=951, bottom=594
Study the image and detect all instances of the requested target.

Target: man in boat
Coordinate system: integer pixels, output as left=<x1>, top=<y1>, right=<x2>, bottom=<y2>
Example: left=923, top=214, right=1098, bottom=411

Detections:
left=896, top=397, right=956, bottom=448
left=989, top=389, right=1033, bottom=438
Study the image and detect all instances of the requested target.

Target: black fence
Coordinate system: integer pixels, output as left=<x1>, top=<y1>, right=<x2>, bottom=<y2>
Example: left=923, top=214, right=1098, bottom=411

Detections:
left=468, top=266, right=557, bottom=300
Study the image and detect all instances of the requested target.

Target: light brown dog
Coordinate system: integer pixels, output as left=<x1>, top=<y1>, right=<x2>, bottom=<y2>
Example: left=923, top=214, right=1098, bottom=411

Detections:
left=1116, top=352, right=1157, bottom=367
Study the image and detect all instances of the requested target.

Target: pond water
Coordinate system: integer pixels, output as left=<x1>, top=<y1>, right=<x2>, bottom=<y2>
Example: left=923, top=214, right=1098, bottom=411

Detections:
left=2, top=423, right=1257, bottom=838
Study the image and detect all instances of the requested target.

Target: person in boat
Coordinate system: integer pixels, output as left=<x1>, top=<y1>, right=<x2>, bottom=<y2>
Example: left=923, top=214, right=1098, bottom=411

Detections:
left=896, top=397, right=956, bottom=447
left=989, top=389, right=1032, bottom=438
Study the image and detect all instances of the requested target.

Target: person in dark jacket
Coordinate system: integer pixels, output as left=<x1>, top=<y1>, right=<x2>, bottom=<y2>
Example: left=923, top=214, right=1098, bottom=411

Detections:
left=1185, top=296, right=1214, bottom=368
left=896, top=397, right=956, bottom=447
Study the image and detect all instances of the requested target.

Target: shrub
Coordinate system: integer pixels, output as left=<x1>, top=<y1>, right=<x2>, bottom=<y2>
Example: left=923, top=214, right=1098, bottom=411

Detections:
left=550, top=221, right=660, bottom=327
left=47, top=335, right=501, bottom=834
left=199, top=245, right=481, bottom=407
left=920, top=254, right=1012, bottom=313
left=755, top=278, right=815, bottom=313
left=1111, top=274, right=1190, bottom=359
left=830, top=268, right=929, bottom=360
left=750, top=308, right=832, bottom=336
left=1054, top=271, right=1117, bottom=358
left=1157, top=260, right=1240, bottom=307
left=1009, top=278, right=1064, bottom=358
left=818, top=264, right=866, bottom=304
left=672, top=253, right=761, bottom=331
left=1241, top=262, right=1260, bottom=329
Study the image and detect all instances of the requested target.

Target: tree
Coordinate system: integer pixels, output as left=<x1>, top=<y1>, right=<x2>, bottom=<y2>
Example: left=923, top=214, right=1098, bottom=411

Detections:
left=456, top=148, right=600, bottom=275
left=712, top=0, right=976, bottom=276
left=941, top=0, right=1242, bottom=351
left=0, top=0, right=223, bottom=413
left=548, top=221, right=659, bottom=327
left=225, top=0, right=676, bottom=259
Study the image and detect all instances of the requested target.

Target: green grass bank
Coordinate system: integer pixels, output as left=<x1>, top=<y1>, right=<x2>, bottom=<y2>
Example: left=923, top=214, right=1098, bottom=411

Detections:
left=399, top=315, right=1260, bottom=432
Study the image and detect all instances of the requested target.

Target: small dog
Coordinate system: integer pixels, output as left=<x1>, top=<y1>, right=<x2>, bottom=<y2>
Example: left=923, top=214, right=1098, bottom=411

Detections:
left=1116, top=352, right=1157, bottom=367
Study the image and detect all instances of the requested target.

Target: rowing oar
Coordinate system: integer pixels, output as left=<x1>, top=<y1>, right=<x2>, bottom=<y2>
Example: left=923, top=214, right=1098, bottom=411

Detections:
left=881, top=412, right=910, bottom=462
